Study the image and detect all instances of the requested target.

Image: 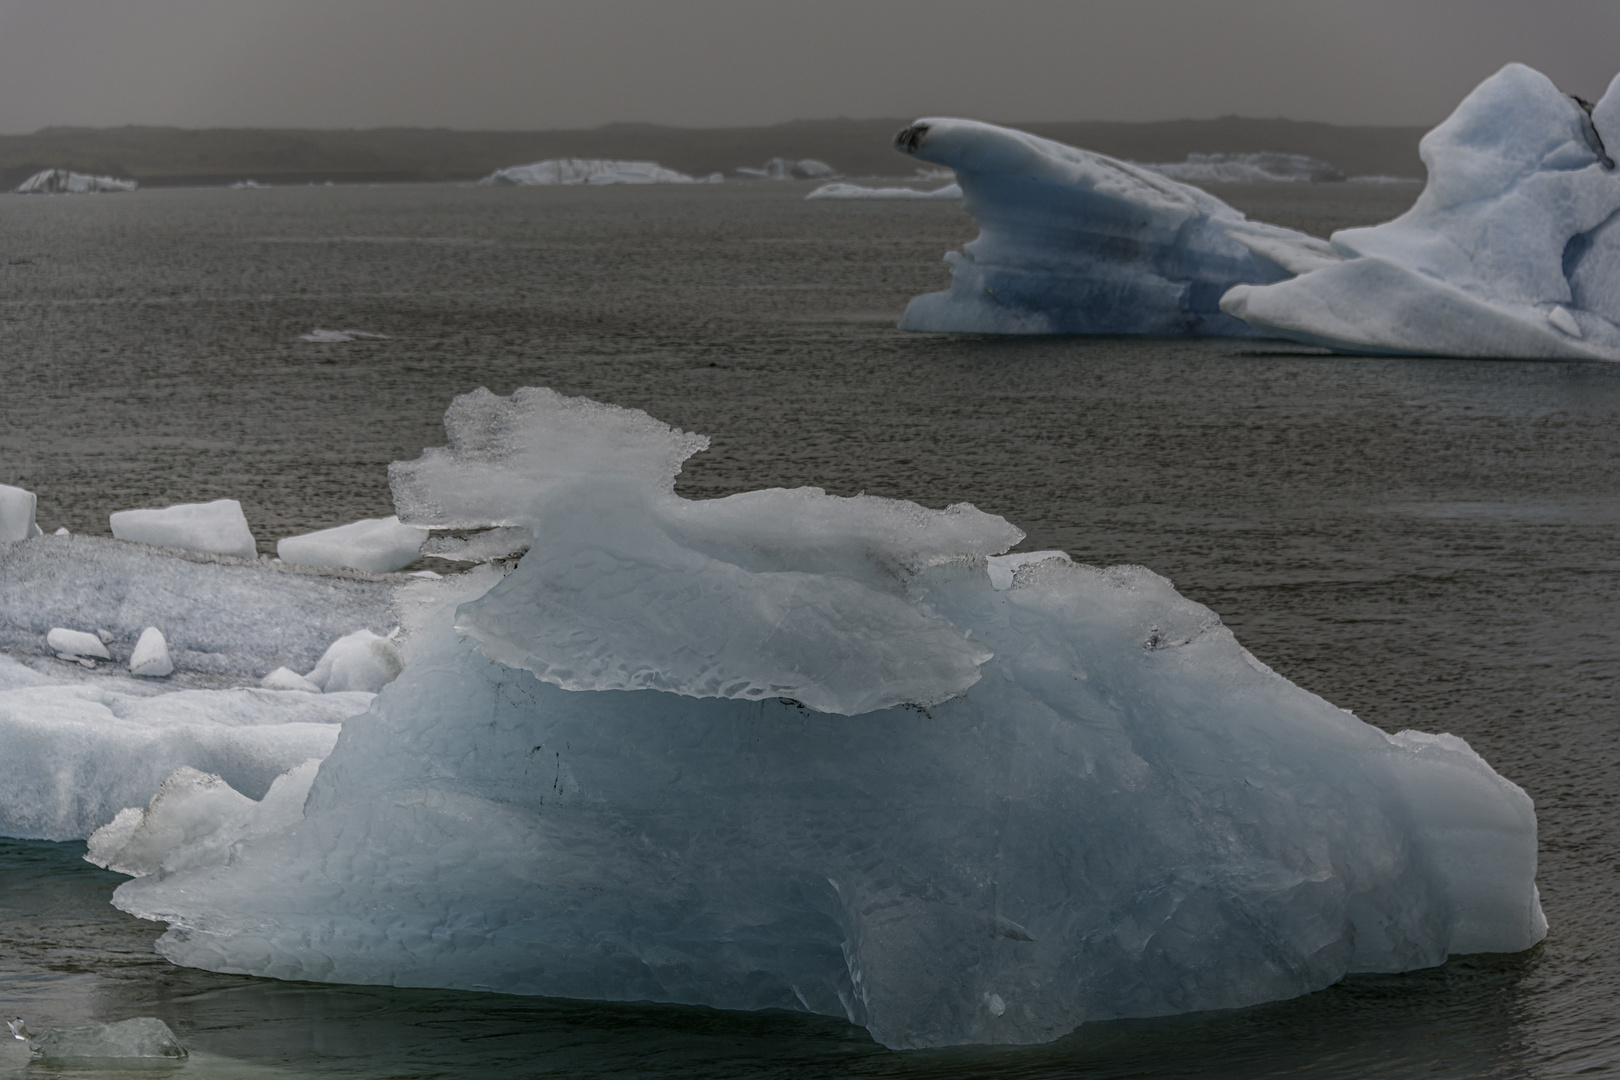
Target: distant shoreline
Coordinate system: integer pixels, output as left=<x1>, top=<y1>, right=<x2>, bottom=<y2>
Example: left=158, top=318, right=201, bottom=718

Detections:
left=0, top=117, right=1427, bottom=190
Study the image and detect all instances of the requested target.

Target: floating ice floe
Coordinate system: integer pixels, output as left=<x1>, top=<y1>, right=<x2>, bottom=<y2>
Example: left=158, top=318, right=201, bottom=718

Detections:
left=737, top=157, right=837, bottom=180
left=111, top=387, right=1545, bottom=1051
left=110, top=498, right=258, bottom=559
left=0, top=484, right=42, bottom=543
left=1222, top=64, right=1620, bottom=359
left=8, top=1016, right=185, bottom=1060
left=806, top=181, right=963, bottom=200
left=894, top=63, right=1620, bottom=359
left=891, top=117, right=1334, bottom=335
left=14, top=168, right=137, bottom=194
left=1141, top=152, right=1347, bottom=184
left=299, top=328, right=389, bottom=342
left=277, top=515, right=428, bottom=573
left=478, top=159, right=719, bottom=186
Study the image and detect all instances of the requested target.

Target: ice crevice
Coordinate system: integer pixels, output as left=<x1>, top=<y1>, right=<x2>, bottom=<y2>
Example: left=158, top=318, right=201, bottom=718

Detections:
left=82, top=386, right=1547, bottom=1051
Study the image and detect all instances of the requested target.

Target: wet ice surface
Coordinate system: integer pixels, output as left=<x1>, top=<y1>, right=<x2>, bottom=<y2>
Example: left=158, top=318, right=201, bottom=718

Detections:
left=1, top=181, right=1617, bottom=1075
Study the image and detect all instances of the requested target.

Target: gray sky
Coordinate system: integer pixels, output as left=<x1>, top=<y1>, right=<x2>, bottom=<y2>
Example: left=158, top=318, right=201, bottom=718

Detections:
left=0, top=0, right=1616, bottom=134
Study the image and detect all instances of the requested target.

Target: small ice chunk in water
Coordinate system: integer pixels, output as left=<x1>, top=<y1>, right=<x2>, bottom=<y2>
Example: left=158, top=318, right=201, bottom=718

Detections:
left=9, top=1016, right=185, bottom=1059
left=110, top=499, right=258, bottom=559
left=299, top=328, right=390, bottom=343
left=305, top=628, right=403, bottom=693
left=276, top=515, right=429, bottom=573
left=0, top=484, right=39, bottom=543
left=46, top=627, right=110, bottom=660
left=261, top=666, right=322, bottom=693
left=128, top=627, right=174, bottom=677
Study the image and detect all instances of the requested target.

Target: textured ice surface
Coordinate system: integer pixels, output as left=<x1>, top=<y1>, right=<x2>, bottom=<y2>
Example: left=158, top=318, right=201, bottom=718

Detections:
left=0, top=534, right=396, bottom=684
left=892, top=118, right=1335, bottom=335
left=0, top=651, right=364, bottom=839
left=87, top=760, right=320, bottom=878
left=1143, top=152, right=1346, bottom=184
left=277, top=515, right=428, bottom=573
left=0, top=483, right=40, bottom=543
left=478, top=160, right=716, bottom=186
left=110, top=498, right=258, bottom=558
left=14, top=168, right=137, bottom=194
left=807, top=181, right=962, bottom=200
left=129, top=626, right=174, bottom=677
left=115, top=388, right=1545, bottom=1050
left=1222, top=64, right=1620, bottom=358
left=10, top=1016, right=185, bottom=1059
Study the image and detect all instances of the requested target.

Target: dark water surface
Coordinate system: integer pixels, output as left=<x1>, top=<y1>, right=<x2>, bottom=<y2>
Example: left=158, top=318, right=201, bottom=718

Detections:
left=2, top=180, right=1617, bottom=1077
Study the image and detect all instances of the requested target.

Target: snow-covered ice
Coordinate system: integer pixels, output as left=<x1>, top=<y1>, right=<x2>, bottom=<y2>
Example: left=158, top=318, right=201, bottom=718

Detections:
left=891, top=117, right=1336, bottom=335
left=110, top=387, right=1546, bottom=1050
left=129, top=626, right=174, bottom=677
left=807, top=181, right=962, bottom=200
left=8, top=1016, right=185, bottom=1059
left=0, top=483, right=41, bottom=542
left=14, top=168, right=137, bottom=194
left=1142, top=152, right=1346, bottom=184
left=478, top=160, right=717, bottom=186
left=1221, top=64, right=1620, bottom=359
left=277, top=515, right=428, bottom=573
left=0, top=533, right=396, bottom=684
left=110, top=498, right=258, bottom=559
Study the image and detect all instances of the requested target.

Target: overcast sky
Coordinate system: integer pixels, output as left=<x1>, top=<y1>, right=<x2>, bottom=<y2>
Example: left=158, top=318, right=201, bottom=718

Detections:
left=0, top=0, right=1616, bottom=134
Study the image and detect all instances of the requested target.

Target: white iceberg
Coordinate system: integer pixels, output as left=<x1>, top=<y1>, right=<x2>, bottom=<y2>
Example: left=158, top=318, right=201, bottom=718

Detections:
left=14, top=168, right=137, bottom=194
left=1141, top=152, right=1346, bottom=184
left=277, top=515, right=428, bottom=573
left=478, top=159, right=715, bottom=186
left=807, top=181, right=963, bottom=200
left=0, top=651, right=364, bottom=839
left=112, top=387, right=1544, bottom=1050
left=1221, top=64, right=1620, bottom=359
left=891, top=117, right=1335, bottom=335
left=736, top=157, right=838, bottom=180
left=129, top=626, right=174, bottom=677
left=0, top=483, right=41, bottom=543
left=0, top=533, right=396, bottom=683
left=110, top=498, right=258, bottom=559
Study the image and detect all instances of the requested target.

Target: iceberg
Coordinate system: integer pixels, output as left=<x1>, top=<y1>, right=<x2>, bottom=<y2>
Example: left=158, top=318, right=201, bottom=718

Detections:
left=14, top=168, right=137, bottom=194
left=1221, top=64, right=1620, bottom=359
left=1141, top=152, right=1347, bottom=184
left=277, top=514, right=428, bottom=573
left=0, top=483, right=42, bottom=543
left=736, top=157, right=837, bottom=180
left=112, top=387, right=1544, bottom=1050
left=807, top=181, right=963, bottom=200
left=110, top=498, right=258, bottom=559
left=891, top=118, right=1336, bottom=335
left=478, top=160, right=716, bottom=186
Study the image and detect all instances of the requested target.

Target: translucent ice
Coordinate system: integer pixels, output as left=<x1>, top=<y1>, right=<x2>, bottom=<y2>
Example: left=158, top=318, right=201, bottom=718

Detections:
left=129, top=626, right=174, bottom=677
left=807, top=181, right=963, bottom=200
left=9, top=1016, right=185, bottom=1059
left=114, top=388, right=1545, bottom=1050
left=0, top=483, right=40, bottom=543
left=110, top=498, right=258, bottom=559
left=891, top=118, right=1335, bottom=334
left=1222, top=64, right=1620, bottom=358
left=277, top=515, right=428, bottom=573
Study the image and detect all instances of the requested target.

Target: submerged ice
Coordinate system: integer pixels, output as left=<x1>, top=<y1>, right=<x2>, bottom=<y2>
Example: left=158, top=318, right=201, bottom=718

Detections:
left=106, top=387, right=1546, bottom=1050
left=896, top=63, right=1620, bottom=358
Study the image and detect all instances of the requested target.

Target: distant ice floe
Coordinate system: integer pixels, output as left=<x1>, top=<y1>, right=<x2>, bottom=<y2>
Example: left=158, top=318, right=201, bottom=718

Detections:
left=1140, top=152, right=1347, bottom=184
left=807, top=181, right=962, bottom=200
left=737, top=157, right=837, bottom=180
left=94, top=386, right=1546, bottom=1051
left=230, top=179, right=268, bottom=189
left=14, top=168, right=137, bottom=194
left=894, top=62, right=1620, bottom=359
left=299, top=328, right=389, bottom=342
left=478, top=159, right=722, bottom=186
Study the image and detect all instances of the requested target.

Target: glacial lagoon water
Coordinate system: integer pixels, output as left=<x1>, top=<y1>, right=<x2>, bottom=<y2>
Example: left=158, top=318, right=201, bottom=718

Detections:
left=2, top=178, right=1617, bottom=1077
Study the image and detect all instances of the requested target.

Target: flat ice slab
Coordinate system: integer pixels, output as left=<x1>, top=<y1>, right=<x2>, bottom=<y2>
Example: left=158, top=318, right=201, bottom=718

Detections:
left=277, top=515, right=428, bottom=573
left=0, top=483, right=41, bottom=543
left=110, top=498, right=258, bottom=559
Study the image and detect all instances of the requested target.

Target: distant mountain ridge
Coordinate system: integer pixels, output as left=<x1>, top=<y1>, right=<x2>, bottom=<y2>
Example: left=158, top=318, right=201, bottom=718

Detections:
left=0, top=117, right=1427, bottom=189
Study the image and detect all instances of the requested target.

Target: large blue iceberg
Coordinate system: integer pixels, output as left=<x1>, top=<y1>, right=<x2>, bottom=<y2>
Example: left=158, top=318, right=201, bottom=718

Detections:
left=110, top=388, right=1546, bottom=1049
left=898, top=63, right=1620, bottom=360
